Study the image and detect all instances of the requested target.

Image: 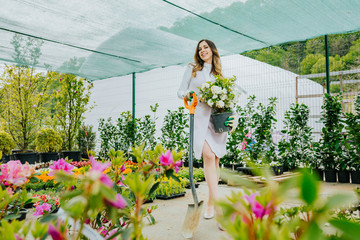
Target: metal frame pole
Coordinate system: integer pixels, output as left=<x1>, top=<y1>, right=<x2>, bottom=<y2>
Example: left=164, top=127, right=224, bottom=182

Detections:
left=132, top=72, right=136, bottom=120
left=325, top=35, right=330, bottom=94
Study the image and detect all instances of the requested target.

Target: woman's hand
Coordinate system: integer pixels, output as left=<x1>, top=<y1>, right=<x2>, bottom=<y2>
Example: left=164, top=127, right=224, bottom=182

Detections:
left=225, top=115, right=239, bottom=134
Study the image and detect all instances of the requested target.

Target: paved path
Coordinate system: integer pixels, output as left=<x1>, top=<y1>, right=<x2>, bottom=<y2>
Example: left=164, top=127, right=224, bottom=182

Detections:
left=142, top=181, right=359, bottom=240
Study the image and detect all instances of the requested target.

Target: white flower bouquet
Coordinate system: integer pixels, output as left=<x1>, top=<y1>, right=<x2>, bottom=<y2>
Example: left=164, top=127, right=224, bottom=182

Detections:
left=198, top=75, right=238, bottom=113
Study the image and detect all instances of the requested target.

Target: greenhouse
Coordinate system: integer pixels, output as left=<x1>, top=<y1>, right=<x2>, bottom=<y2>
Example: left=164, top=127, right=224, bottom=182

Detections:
left=1, top=0, right=360, bottom=239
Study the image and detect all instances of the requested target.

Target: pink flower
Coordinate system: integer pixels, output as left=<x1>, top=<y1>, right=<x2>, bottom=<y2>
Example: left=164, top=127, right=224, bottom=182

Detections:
left=0, top=160, right=34, bottom=186
left=33, top=203, right=52, bottom=216
left=48, top=222, right=66, bottom=240
left=159, top=150, right=174, bottom=166
left=244, top=193, right=259, bottom=206
left=48, top=159, right=74, bottom=176
left=251, top=201, right=274, bottom=219
left=89, top=156, right=113, bottom=188
left=242, top=132, right=252, bottom=150
left=100, top=174, right=114, bottom=188
left=105, top=194, right=127, bottom=209
left=174, top=160, right=183, bottom=173
left=90, top=156, right=111, bottom=172
left=244, top=193, right=274, bottom=220
left=105, top=229, right=117, bottom=240
left=120, top=164, right=126, bottom=173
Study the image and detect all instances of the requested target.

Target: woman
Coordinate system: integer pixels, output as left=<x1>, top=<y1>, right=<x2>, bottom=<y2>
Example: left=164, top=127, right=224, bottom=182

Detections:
left=177, top=39, right=237, bottom=220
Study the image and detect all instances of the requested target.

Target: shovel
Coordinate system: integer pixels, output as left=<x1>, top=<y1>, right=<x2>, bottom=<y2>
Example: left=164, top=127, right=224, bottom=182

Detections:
left=181, top=92, right=204, bottom=239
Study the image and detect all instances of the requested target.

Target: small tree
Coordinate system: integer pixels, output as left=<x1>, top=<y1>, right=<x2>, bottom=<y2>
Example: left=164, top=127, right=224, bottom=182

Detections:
left=98, top=112, right=136, bottom=160
left=159, top=107, right=189, bottom=161
left=224, top=105, right=247, bottom=166
left=246, top=97, right=278, bottom=165
left=278, top=103, right=314, bottom=170
left=51, top=73, right=93, bottom=150
left=0, top=66, right=50, bottom=150
left=77, top=124, right=97, bottom=156
left=343, top=93, right=360, bottom=170
left=318, top=93, right=344, bottom=170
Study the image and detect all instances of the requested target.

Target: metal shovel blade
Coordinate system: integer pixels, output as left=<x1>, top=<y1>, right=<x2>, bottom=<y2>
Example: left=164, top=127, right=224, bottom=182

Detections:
left=181, top=200, right=204, bottom=239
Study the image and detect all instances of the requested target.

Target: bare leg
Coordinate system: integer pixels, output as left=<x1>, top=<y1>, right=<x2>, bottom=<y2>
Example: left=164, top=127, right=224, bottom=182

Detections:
left=202, top=141, right=218, bottom=217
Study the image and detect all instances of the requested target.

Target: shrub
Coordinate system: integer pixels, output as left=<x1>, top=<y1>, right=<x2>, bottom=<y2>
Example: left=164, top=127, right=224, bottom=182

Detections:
left=0, top=130, right=15, bottom=154
left=34, top=128, right=63, bottom=152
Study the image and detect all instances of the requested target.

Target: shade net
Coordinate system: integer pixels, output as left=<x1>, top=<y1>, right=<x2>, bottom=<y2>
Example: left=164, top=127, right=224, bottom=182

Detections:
left=0, top=0, right=360, bottom=80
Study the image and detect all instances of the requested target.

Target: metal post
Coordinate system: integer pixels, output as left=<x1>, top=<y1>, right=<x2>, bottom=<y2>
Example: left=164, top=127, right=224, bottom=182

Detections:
left=325, top=35, right=330, bottom=94
left=295, top=76, right=298, bottom=103
left=132, top=72, right=135, bottom=120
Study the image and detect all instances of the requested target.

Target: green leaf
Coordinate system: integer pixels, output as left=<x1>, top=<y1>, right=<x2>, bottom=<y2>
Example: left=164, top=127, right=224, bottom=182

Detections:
left=29, top=176, right=39, bottom=183
left=165, top=169, right=174, bottom=179
left=301, top=222, right=326, bottom=240
left=170, top=174, right=180, bottom=183
left=38, top=213, right=58, bottom=223
left=148, top=181, right=160, bottom=197
left=322, top=193, right=356, bottom=211
left=330, top=219, right=360, bottom=240
left=299, top=169, right=318, bottom=205
left=3, top=214, right=21, bottom=220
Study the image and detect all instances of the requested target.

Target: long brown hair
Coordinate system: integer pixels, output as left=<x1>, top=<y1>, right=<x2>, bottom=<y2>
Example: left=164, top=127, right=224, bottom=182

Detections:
left=192, top=39, right=222, bottom=78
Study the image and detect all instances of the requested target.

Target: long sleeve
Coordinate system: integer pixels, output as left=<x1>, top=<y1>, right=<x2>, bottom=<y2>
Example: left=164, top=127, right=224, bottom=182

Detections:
left=177, top=64, right=193, bottom=99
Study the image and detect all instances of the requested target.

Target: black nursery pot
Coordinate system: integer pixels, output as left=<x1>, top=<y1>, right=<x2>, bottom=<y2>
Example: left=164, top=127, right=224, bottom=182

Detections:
left=40, top=152, right=60, bottom=163
left=13, top=152, right=39, bottom=164
left=338, top=170, right=350, bottom=183
left=351, top=170, right=360, bottom=184
left=1, top=154, right=10, bottom=163
left=211, top=112, right=232, bottom=133
left=324, top=169, right=337, bottom=182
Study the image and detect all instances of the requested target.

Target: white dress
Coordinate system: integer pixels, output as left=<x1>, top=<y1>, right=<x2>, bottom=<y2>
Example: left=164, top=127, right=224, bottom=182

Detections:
left=177, top=63, right=227, bottom=159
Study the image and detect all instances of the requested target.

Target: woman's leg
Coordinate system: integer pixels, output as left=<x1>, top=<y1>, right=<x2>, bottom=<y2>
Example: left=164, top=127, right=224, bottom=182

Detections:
left=202, top=141, right=218, bottom=216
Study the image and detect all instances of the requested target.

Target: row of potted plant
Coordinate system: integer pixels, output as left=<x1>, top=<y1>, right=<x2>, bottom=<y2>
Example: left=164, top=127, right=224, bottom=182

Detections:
left=0, top=124, right=97, bottom=164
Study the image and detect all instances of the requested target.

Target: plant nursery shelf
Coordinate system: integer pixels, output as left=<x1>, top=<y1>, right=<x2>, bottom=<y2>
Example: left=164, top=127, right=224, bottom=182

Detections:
left=156, top=192, right=186, bottom=200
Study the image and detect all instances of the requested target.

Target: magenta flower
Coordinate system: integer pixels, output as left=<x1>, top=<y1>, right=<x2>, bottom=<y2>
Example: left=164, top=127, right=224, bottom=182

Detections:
left=48, top=223, right=66, bottom=240
left=0, top=160, right=34, bottom=186
left=244, top=193, right=274, bottom=219
left=33, top=203, right=52, bottom=216
left=174, top=160, right=183, bottom=173
left=159, top=150, right=174, bottom=166
left=48, top=159, right=74, bottom=176
left=120, top=164, right=126, bottom=173
left=105, top=194, right=127, bottom=209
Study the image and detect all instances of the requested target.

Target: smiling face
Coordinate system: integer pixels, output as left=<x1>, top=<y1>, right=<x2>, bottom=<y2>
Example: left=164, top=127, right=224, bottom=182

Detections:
left=198, top=41, right=213, bottom=64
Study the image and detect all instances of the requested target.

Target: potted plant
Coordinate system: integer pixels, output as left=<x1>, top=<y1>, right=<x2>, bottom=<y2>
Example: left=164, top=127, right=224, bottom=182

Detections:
left=50, top=73, right=93, bottom=161
left=319, top=93, right=344, bottom=182
left=278, top=103, right=314, bottom=173
left=34, top=128, right=62, bottom=163
left=77, top=124, right=96, bottom=159
left=0, top=36, right=50, bottom=160
left=0, top=130, right=15, bottom=162
left=198, top=75, right=238, bottom=133
left=343, top=93, right=360, bottom=184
